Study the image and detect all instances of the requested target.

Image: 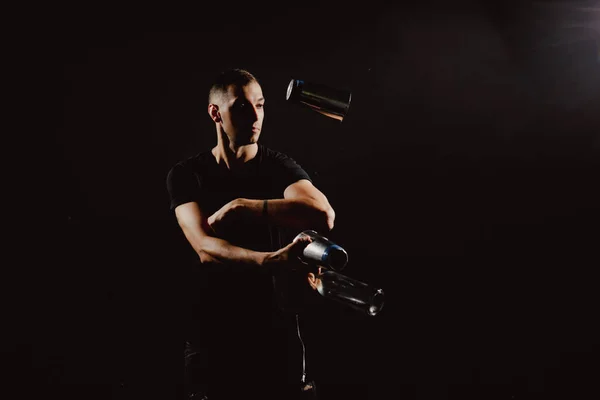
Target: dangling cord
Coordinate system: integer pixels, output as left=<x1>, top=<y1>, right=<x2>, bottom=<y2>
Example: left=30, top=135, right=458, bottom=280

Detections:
left=296, top=313, right=307, bottom=384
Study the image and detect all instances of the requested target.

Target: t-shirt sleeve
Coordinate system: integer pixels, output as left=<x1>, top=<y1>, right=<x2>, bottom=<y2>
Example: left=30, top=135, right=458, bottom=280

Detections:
left=166, top=162, right=201, bottom=211
left=273, top=151, right=313, bottom=189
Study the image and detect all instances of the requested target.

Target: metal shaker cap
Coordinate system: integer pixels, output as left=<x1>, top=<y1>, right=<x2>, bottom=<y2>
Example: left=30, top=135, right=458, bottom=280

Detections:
left=322, top=244, right=349, bottom=271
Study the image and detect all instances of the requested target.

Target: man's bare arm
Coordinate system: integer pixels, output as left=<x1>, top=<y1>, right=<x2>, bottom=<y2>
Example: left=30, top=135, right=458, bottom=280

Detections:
left=208, top=179, right=335, bottom=234
left=175, top=201, right=308, bottom=270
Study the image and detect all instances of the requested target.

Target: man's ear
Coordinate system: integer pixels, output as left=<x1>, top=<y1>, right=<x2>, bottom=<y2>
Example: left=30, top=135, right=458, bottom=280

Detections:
left=208, top=104, right=221, bottom=123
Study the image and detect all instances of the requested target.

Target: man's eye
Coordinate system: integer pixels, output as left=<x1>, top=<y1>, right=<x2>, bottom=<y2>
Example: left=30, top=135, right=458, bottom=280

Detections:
left=256, top=104, right=264, bottom=109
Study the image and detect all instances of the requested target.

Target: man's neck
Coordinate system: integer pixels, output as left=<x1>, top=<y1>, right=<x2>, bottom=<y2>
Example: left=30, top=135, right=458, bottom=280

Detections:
left=212, top=143, right=259, bottom=170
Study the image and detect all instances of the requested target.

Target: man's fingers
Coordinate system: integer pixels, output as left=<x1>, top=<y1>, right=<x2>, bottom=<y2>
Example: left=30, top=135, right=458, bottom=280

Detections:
left=291, top=236, right=311, bottom=255
left=293, top=235, right=312, bottom=250
left=207, top=213, right=216, bottom=227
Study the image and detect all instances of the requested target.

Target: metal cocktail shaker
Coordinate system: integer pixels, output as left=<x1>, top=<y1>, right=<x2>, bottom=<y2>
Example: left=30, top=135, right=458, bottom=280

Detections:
left=286, top=78, right=352, bottom=122
left=294, top=230, right=348, bottom=271
left=293, top=230, right=385, bottom=317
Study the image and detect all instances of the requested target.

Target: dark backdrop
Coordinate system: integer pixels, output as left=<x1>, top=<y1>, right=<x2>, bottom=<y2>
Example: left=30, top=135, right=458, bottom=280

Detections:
left=17, top=1, right=600, bottom=399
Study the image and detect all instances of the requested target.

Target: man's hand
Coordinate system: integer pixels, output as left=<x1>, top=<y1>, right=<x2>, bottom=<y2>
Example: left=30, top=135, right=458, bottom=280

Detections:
left=263, top=235, right=312, bottom=273
left=207, top=199, right=243, bottom=236
left=307, top=266, right=323, bottom=291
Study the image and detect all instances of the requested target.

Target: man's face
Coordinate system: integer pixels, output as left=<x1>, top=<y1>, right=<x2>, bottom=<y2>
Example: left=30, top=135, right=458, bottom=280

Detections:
left=219, top=81, right=265, bottom=146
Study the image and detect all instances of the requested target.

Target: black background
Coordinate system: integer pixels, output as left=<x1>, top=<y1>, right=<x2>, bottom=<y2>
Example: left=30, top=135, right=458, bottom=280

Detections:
left=12, top=1, right=600, bottom=399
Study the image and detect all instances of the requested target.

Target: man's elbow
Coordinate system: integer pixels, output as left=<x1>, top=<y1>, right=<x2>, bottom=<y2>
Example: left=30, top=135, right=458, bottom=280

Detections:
left=193, top=239, right=218, bottom=264
left=298, top=198, right=335, bottom=233
left=198, top=251, right=210, bottom=264
left=321, top=205, right=335, bottom=232
left=197, top=250, right=219, bottom=264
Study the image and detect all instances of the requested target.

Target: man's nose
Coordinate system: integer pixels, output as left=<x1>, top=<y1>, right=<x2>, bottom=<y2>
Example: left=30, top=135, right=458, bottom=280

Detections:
left=248, top=105, right=260, bottom=121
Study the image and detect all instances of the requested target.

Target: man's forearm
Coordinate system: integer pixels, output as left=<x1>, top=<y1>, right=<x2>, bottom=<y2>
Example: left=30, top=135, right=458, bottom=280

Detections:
left=193, top=234, right=269, bottom=268
left=237, top=198, right=334, bottom=233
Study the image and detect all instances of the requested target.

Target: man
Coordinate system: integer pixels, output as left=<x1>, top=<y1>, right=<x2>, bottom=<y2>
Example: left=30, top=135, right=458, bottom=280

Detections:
left=166, top=68, right=335, bottom=400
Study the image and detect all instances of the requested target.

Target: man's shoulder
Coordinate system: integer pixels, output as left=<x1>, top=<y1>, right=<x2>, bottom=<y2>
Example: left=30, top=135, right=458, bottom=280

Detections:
left=260, top=145, right=294, bottom=163
left=259, top=145, right=312, bottom=181
left=171, top=149, right=214, bottom=171
left=166, top=150, right=215, bottom=186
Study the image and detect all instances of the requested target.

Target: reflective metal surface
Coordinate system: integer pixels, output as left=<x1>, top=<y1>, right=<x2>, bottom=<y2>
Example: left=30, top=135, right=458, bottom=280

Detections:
left=286, top=79, right=352, bottom=122
left=294, top=230, right=348, bottom=271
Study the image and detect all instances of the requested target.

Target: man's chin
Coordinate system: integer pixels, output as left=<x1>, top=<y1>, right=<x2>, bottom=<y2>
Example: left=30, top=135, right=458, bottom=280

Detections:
left=246, top=134, right=260, bottom=144
left=236, top=138, right=259, bottom=147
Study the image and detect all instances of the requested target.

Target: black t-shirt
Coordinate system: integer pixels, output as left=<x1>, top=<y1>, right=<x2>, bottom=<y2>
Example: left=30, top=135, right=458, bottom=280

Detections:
left=166, top=143, right=312, bottom=338
left=167, top=144, right=311, bottom=250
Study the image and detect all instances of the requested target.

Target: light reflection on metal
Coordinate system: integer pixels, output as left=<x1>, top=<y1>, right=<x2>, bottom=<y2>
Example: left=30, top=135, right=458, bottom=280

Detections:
left=286, top=79, right=352, bottom=122
left=314, top=267, right=385, bottom=317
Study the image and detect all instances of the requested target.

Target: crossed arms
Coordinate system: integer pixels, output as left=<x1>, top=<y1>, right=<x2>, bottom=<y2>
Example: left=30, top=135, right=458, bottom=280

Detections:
left=174, top=179, right=335, bottom=271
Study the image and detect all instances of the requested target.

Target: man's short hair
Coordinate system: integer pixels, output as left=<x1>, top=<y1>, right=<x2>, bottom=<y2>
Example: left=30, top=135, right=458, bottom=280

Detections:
left=208, top=68, right=259, bottom=105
